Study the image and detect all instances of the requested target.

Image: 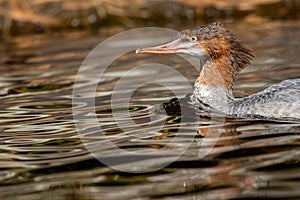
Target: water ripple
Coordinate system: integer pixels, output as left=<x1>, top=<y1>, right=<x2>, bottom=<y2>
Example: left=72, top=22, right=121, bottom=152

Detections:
left=0, top=22, right=299, bottom=199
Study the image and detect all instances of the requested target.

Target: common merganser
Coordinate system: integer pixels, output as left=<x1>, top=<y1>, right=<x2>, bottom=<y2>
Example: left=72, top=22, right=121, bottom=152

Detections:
left=136, top=22, right=300, bottom=120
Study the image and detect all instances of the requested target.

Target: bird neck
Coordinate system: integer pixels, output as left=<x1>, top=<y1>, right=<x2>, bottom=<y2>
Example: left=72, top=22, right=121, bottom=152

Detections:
left=192, top=55, right=239, bottom=113
left=197, top=54, right=237, bottom=90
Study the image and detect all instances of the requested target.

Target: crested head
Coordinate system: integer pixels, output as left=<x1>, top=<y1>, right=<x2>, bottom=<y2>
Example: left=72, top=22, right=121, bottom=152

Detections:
left=178, top=22, right=254, bottom=88
left=178, top=22, right=254, bottom=70
left=136, top=22, right=254, bottom=89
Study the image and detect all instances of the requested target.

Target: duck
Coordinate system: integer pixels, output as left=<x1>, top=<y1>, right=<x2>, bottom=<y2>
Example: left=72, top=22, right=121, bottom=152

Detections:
left=136, top=22, right=300, bottom=120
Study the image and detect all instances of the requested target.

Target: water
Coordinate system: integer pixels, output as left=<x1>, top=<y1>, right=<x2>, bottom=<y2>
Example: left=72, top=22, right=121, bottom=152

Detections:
left=0, top=22, right=300, bottom=199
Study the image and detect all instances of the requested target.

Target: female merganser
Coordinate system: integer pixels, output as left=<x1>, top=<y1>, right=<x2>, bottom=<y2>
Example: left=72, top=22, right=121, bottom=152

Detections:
left=136, top=22, right=300, bottom=120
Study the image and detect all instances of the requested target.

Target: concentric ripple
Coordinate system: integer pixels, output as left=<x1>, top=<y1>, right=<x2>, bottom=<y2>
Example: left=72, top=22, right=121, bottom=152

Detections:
left=0, top=23, right=300, bottom=199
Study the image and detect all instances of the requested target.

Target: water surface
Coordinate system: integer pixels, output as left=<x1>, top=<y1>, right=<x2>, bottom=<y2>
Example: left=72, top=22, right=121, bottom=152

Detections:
left=0, top=22, right=300, bottom=199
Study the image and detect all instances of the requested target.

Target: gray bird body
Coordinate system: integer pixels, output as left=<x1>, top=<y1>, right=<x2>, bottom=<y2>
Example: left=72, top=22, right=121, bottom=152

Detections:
left=137, top=22, right=300, bottom=120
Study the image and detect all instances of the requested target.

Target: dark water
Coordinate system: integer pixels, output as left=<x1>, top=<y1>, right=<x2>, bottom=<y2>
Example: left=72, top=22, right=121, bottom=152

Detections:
left=0, top=22, right=300, bottom=199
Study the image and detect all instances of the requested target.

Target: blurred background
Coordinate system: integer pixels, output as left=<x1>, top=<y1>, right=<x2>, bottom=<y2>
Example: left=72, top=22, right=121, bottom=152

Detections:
left=0, top=1, right=300, bottom=199
left=0, top=0, right=299, bottom=38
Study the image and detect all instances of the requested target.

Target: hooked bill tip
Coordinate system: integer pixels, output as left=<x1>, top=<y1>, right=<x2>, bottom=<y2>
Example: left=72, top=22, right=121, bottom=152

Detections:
left=135, top=49, right=141, bottom=54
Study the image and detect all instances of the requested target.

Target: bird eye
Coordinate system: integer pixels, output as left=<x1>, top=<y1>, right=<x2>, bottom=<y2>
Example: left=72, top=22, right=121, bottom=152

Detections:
left=190, top=36, right=197, bottom=42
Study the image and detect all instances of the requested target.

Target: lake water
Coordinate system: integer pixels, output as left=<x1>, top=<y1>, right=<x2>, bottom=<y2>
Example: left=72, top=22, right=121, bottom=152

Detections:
left=0, top=21, right=300, bottom=199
